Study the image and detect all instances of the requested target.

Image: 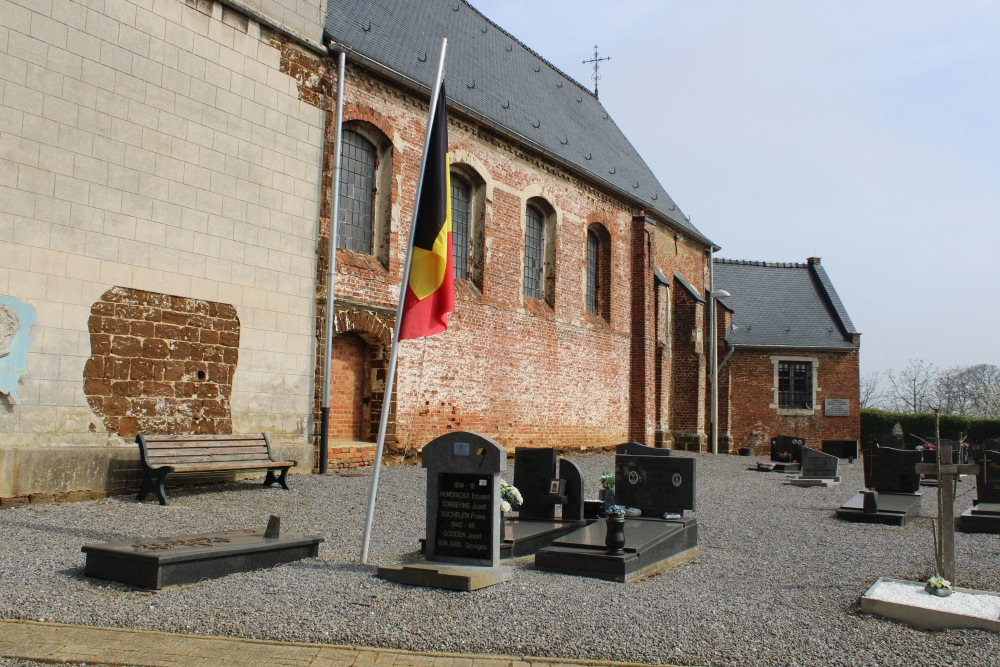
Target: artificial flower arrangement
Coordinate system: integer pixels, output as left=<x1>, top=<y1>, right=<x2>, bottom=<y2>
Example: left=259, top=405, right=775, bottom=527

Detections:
left=499, top=479, right=523, bottom=514
left=600, top=471, right=615, bottom=490
left=926, top=574, right=951, bottom=591
left=606, top=504, right=626, bottom=520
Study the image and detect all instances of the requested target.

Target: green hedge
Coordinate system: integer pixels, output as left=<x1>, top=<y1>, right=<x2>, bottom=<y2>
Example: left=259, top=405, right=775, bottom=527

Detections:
left=860, top=409, right=1000, bottom=449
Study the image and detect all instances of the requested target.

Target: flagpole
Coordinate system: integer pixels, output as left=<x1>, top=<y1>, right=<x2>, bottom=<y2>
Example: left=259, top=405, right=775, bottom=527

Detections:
left=360, top=36, right=448, bottom=564
left=320, top=49, right=348, bottom=475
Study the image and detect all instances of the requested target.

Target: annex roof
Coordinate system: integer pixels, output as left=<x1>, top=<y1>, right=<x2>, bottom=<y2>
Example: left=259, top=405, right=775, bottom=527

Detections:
left=324, top=0, right=711, bottom=245
left=713, top=258, right=858, bottom=350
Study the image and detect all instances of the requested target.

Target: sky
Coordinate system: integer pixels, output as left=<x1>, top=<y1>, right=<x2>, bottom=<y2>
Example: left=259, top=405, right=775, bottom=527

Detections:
left=468, top=0, right=1000, bottom=380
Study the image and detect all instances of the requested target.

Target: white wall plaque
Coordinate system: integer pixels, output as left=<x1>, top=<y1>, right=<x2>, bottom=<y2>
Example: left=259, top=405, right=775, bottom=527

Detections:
left=824, top=398, right=850, bottom=417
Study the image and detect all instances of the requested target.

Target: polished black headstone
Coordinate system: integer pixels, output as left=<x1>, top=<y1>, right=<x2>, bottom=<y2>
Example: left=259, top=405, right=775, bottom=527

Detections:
left=615, top=455, right=695, bottom=516
left=770, top=435, right=804, bottom=463
left=822, top=440, right=859, bottom=461
left=863, top=446, right=921, bottom=494
left=879, top=434, right=905, bottom=448
left=800, top=447, right=839, bottom=479
left=558, top=457, right=585, bottom=521
left=615, top=442, right=671, bottom=456
left=977, top=450, right=1000, bottom=504
left=514, top=448, right=558, bottom=520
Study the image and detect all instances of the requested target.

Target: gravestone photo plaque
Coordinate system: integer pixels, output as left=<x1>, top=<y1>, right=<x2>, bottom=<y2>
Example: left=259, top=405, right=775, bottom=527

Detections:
left=616, top=456, right=695, bottom=516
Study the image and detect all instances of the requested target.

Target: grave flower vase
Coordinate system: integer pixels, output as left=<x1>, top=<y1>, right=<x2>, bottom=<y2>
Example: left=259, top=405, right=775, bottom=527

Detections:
left=604, top=518, right=625, bottom=555
left=924, top=584, right=953, bottom=597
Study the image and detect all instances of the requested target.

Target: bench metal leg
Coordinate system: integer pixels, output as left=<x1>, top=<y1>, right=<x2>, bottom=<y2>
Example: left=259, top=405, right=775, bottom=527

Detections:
left=264, top=467, right=291, bottom=490
left=137, top=469, right=170, bottom=505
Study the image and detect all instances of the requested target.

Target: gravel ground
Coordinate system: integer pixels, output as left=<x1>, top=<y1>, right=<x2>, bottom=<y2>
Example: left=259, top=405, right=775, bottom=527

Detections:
left=0, top=451, right=997, bottom=667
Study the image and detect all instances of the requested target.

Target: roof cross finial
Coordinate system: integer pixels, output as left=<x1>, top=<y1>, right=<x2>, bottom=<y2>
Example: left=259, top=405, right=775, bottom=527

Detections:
left=582, top=44, right=610, bottom=98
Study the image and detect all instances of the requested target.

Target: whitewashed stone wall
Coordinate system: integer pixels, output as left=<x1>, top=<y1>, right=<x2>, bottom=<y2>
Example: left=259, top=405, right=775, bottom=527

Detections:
left=0, top=0, right=325, bottom=448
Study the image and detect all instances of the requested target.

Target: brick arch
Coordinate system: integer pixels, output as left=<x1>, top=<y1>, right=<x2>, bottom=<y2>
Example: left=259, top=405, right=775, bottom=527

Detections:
left=342, top=103, right=396, bottom=143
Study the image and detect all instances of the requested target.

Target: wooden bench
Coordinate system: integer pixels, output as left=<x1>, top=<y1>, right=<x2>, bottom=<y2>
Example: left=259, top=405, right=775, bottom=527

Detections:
left=136, top=433, right=296, bottom=506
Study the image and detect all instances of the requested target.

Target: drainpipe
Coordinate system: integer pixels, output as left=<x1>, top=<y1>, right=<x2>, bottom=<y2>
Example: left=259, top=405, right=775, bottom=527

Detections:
left=709, top=249, right=717, bottom=454
left=319, top=49, right=347, bottom=474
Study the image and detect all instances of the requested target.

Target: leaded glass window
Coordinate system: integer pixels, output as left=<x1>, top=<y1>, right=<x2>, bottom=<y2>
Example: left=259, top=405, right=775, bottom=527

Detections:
left=451, top=174, right=470, bottom=280
left=337, top=129, right=376, bottom=254
left=778, top=361, right=813, bottom=409
left=586, top=230, right=599, bottom=314
left=524, top=205, right=544, bottom=299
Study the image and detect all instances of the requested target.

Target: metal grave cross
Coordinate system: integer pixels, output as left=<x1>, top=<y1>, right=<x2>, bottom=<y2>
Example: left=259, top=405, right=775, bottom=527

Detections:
left=913, top=444, right=977, bottom=581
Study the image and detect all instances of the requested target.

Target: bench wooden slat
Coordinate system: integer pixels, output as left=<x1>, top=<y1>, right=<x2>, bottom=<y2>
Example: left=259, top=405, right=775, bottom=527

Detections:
left=135, top=432, right=295, bottom=505
left=146, top=446, right=270, bottom=457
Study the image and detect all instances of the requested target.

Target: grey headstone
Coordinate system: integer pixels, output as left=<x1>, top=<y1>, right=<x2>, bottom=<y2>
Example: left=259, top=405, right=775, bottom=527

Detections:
left=558, top=458, right=585, bottom=522
left=863, top=446, right=921, bottom=494
left=770, top=435, right=805, bottom=462
left=801, top=447, right=840, bottom=480
left=513, top=448, right=557, bottom=520
left=615, top=455, right=695, bottom=516
left=422, top=431, right=506, bottom=567
left=615, top=442, right=672, bottom=456
left=977, top=450, right=1000, bottom=504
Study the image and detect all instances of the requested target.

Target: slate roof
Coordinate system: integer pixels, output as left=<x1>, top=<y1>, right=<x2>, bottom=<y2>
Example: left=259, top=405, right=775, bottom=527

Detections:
left=323, top=0, right=711, bottom=245
left=713, top=258, right=858, bottom=350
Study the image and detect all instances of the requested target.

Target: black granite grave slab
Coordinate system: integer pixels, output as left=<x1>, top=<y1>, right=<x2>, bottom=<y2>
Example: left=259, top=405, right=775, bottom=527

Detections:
left=615, top=442, right=672, bottom=456
left=879, top=435, right=905, bottom=448
left=514, top=448, right=558, bottom=521
left=975, top=450, right=1000, bottom=503
left=558, top=458, right=585, bottom=522
left=836, top=492, right=923, bottom=526
left=500, top=519, right=586, bottom=558
left=864, top=446, right=921, bottom=493
left=81, top=530, right=323, bottom=590
left=771, top=436, right=805, bottom=463
left=958, top=501, right=1000, bottom=533
left=615, top=456, right=695, bottom=516
left=822, top=440, right=859, bottom=462
left=534, top=517, right=698, bottom=582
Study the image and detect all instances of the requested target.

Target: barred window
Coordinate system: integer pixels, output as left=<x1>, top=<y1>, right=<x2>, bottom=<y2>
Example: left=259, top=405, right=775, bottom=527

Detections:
left=524, top=204, right=544, bottom=299
left=451, top=174, right=471, bottom=280
left=586, top=230, right=599, bottom=315
left=778, top=361, right=813, bottom=409
left=337, top=129, right=376, bottom=254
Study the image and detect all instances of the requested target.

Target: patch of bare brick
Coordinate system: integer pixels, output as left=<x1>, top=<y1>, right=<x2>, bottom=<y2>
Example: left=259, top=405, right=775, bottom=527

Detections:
left=84, top=287, right=240, bottom=440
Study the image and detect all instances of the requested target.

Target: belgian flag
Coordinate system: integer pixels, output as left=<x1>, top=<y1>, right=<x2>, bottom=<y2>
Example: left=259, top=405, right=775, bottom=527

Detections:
left=398, top=84, right=454, bottom=340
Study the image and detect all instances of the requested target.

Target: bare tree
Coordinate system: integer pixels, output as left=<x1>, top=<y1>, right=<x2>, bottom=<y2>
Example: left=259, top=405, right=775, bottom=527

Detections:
left=934, top=363, right=1000, bottom=418
left=886, top=358, right=937, bottom=413
left=859, top=371, right=886, bottom=409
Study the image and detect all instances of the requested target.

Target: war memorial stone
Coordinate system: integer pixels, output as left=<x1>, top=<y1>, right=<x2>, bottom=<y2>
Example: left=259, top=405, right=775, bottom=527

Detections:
left=836, top=446, right=923, bottom=526
left=959, top=449, right=1000, bottom=534
left=378, top=432, right=511, bottom=590
left=535, top=443, right=698, bottom=582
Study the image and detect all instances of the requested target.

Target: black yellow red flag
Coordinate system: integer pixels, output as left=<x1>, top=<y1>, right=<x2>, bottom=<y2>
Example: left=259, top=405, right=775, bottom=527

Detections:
left=398, top=84, right=454, bottom=339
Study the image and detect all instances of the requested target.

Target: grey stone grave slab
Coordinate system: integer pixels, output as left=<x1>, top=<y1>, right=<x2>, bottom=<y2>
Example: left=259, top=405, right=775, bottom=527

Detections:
left=787, top=447, right=840, bottom=486
left=81, top=528, right=323, bottom=590
left=960, top=449, right=1000, bottom=534
left=822, top=440, right=859, bottom=462
left=615, top=455, right=695, bottom=517
left=513, top=447, right=558, bottom=520
left=837, top=446, right=923, bottom=526
left=379, top=432, right=512, bottom=591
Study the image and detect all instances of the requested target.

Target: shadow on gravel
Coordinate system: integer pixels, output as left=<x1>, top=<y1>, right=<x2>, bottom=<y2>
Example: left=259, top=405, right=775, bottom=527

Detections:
left=1, top=517, right=124, bottom=543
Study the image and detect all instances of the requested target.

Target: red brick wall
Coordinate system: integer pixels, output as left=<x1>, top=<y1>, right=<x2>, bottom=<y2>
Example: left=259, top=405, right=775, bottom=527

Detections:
left=83, top=287, right=239, bottom=439
left=725, top=347, right=861, bottom=454
left=328, top=333, right=366, bottom=440
left=310, top=64, right=716, bottom=454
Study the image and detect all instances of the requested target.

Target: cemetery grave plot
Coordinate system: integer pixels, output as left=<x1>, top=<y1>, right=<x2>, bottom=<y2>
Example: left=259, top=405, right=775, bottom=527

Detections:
left=81, top=520, right=323, bottom=590
left=786, top=447, right=841, bottom=487
left=755, top=435, right=806, bottom=472
left=959, top=449, right=1000, bottom=534
left=377, top=431, right=512, bottom=591
left=836, top=446, right=923, bottom=526
left=535, top=442, right=698, bottom=582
